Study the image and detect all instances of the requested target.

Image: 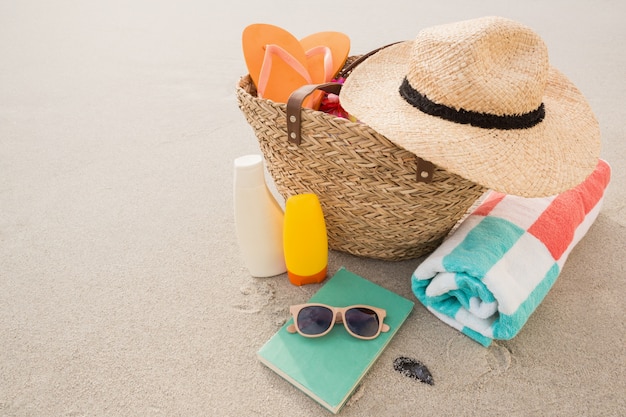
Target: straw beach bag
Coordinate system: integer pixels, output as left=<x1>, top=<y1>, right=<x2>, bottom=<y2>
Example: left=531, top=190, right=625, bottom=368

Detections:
left=235, top=53, right=486, bottom=261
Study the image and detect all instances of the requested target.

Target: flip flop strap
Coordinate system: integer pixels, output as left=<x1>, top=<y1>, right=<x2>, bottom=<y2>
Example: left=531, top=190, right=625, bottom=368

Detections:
left=305, top=46, right=334, bottom=82
left=257, top=44, right=312, bottom=99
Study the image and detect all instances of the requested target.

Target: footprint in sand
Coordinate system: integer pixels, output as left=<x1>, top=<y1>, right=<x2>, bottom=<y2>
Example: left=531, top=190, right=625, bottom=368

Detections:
left=232, top=280, right=276, bottom=314
left=444, top=335, right=512, bottom=384
left=486, top=342, right=512, bottom=374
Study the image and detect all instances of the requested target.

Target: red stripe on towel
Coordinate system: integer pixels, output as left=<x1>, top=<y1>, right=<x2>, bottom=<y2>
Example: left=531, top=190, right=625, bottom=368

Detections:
left=473, top=192, right=506, bottom=216
left=578, top=160, right=611, bottom=214
left=528, top=160, right=610, bottom=260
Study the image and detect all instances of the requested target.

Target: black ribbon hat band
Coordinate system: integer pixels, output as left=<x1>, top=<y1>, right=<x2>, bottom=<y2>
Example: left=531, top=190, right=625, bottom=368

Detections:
left=399, top=77, right=545, bottom=130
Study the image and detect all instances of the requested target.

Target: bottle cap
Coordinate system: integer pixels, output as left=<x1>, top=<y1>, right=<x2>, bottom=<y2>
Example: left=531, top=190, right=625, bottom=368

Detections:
left=287, top=265, right=327, bottom=286
left=234, top=154, right=265, bottom=188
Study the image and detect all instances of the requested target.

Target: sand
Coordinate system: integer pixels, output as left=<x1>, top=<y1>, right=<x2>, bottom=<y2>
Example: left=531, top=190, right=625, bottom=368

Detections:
left=1, top=1, right=625, bottom=416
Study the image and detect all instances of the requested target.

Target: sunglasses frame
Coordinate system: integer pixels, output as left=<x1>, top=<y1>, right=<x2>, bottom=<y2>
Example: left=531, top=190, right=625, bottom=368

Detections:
left=286, top=303, right=390, bottom=340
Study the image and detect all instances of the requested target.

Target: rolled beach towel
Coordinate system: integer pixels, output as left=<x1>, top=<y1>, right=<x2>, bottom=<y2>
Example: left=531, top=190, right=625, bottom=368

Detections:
left=412, top=160, right=611, bottom=346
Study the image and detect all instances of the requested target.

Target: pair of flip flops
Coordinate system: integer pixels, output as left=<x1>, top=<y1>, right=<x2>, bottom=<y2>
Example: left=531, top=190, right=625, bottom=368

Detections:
left=242, top=24, right=350, bottom=109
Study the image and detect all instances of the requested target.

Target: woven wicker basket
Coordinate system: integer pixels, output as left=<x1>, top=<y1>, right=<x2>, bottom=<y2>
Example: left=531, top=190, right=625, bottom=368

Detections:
left=236, top=58, right=486, bottom=261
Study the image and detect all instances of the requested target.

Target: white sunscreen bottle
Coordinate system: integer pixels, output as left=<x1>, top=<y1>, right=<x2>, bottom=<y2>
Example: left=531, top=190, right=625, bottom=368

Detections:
left=233, top=154, right=287, bottom=277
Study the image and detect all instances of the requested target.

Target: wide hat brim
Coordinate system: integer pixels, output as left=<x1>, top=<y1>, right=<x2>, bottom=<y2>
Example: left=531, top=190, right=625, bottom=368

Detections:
left=339, top=42, right=601, bottom=197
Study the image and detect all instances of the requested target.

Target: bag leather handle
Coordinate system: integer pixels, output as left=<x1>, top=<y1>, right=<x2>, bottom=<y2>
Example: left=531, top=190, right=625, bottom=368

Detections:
left=284, top=41, right=434, bottom=183
left=286, top=82, right=342, bottom=145
left=286, top=42, right=402, bottom=146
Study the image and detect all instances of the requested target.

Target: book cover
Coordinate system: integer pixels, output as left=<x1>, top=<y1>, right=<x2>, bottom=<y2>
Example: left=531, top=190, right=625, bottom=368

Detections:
left=257, top=267, right=415, bottom=413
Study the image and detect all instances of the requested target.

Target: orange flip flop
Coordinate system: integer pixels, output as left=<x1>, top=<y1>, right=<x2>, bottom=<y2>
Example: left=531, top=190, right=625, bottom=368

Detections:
left=300, top=31, right=351, bottom=84
left=300, top=31, right=350, bottom=109
left=242, top=24, right=312, bottom=105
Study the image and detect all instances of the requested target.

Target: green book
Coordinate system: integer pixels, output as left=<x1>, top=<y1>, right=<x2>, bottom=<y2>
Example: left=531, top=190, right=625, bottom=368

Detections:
left=257, top=267, right=414, bottom=414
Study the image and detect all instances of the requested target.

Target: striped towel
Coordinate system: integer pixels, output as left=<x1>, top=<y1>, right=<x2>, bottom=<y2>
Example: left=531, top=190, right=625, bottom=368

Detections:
left=412, top=160, right=611, bottom=346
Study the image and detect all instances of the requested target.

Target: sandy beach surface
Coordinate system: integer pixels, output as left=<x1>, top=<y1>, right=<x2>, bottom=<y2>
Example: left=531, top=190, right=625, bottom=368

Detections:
left=1, top=1, right=625, bottom=416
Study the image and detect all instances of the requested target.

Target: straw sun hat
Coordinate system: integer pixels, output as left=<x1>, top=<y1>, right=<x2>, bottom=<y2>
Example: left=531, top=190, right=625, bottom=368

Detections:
left=340, top=16, right=601, bottom=197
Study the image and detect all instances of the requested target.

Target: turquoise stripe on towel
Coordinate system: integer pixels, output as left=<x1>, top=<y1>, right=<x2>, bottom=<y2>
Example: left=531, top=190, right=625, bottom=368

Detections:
left=442, top=216, right=525, bottom=278
left=412, top=279, right=462, bottom=317
left=452, top=272, right=496, bottom=308
left=440, top=216, right=524, bottom=312
left=412, top=216, right=527, bottom=346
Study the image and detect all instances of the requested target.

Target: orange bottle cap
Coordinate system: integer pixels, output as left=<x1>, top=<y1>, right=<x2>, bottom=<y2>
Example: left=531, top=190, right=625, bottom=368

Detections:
left=287, top=266, right=327, bottom=286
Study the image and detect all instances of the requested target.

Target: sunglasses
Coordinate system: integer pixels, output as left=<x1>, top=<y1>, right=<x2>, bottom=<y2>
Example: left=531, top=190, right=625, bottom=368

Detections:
left=286, top=303, right=390, bottom=340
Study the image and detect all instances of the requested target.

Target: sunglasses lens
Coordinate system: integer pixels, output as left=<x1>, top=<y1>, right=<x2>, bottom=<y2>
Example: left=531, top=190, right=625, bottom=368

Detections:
left=297, top=306, right=334, bottom=335
left=345, top=307, right=380, bottom=338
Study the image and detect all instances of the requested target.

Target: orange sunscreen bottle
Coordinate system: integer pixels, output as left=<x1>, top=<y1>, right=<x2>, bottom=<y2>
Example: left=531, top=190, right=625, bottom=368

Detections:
left=283, top=193, right=328, bottom=285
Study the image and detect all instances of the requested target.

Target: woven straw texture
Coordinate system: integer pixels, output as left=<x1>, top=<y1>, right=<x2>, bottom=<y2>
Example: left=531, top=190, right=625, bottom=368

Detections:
left=236, top=69, right=486, bottom=261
